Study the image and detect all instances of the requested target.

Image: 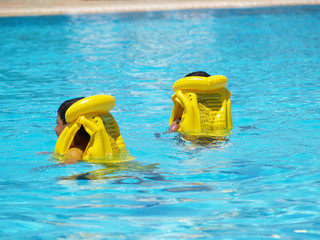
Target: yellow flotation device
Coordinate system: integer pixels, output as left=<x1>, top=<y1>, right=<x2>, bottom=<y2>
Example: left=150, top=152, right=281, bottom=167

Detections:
left=169, top=75, right=233, bottom=136
left=54, top=94, right=128, bottom=161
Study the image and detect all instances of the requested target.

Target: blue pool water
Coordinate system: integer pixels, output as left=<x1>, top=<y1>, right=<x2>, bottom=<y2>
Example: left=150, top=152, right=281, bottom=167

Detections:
left=1, top=5, right=320, bottom=239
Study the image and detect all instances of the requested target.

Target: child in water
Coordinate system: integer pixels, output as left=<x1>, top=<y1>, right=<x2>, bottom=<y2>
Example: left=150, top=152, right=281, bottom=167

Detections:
left=54, top=97, right=90, bottom=163
left=167, top=71, right=210, bottom=133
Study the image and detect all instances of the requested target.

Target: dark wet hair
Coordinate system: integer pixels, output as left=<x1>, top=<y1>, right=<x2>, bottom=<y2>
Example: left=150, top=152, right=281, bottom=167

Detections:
left=185, top=71, right=210, bottom=77
left=58, top=97, right=85, bottom=124
left=58, top=97, right=89, bottom=138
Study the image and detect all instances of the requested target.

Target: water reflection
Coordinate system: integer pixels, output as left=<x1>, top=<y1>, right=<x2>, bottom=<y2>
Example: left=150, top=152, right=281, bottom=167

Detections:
left=179, top=134, right=230, bottom=147
left=156, top=131, right=231, bottom=149
left=164, top=134, right=232, bottom=157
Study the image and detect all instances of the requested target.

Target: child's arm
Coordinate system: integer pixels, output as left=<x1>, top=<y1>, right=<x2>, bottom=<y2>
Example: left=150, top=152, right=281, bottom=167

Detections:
left=167, top=119, right=181, bottom=133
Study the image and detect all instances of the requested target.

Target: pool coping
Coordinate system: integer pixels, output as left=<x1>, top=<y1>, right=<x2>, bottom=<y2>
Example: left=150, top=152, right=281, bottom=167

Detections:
left=0, top=0, right=319, bottom=17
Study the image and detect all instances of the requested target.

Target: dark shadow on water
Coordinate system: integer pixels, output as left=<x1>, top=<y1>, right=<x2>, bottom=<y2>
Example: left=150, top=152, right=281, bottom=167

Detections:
left=155, top=131, right=231, bottom=149
left=58, top=161, right=159, bottom=180
left=31, top=162, right=64, bottom=173
left=173, top=135, right=232, bottom=157
left=163, top=185, right=215, bottom=193
left=31, top=152, right=160, bottom=181
left=238, top=125, right=261, bottom=135
left=32, top=146, right=216, bottom=194
left=179, top=135, right=230, bottom=147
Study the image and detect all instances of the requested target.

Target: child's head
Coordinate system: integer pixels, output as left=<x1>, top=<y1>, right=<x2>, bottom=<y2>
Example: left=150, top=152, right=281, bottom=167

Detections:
left=55, top=97, right=84, bottom=136
left=57, top=97, right=85, bottom=124
left=185, top=71, right=210, bottom=77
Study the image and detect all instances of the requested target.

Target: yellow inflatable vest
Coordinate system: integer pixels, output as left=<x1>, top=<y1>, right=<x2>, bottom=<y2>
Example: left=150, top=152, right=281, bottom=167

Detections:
left=169, top=75, right=233, bottom=136
left=54, top=95, right=127, bottom=161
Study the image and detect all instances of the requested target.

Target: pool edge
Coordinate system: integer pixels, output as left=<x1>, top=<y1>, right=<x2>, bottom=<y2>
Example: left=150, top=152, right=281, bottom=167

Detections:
left=0, top=0, right=320, bottom=17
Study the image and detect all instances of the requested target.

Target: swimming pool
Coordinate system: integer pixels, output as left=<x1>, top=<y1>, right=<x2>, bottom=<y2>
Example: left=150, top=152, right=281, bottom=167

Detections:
left=1, top=5, right=320, bottom=239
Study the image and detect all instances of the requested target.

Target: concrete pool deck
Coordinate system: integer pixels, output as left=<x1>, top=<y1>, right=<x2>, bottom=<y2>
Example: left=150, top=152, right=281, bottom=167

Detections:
left=0, top=0, right=319, bottom=17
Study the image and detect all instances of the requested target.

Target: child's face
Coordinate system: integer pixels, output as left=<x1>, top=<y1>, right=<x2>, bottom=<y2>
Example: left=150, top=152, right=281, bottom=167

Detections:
left=55, top=115, right=67, bottom=137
